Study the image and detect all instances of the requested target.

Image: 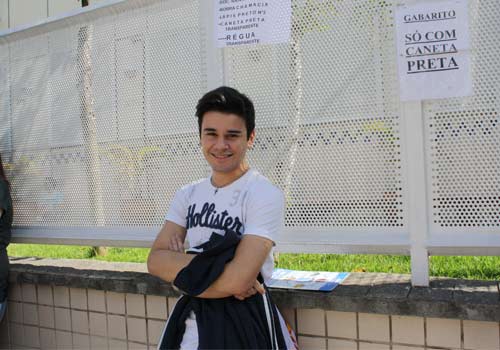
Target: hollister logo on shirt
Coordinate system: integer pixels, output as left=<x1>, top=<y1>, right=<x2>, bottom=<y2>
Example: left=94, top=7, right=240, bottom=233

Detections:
left=186, top=202, right=243, bottom=235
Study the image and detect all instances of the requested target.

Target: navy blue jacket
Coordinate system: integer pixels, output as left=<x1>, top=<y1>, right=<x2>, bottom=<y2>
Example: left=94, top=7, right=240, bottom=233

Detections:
left=159, top=231, right=286, bottom=349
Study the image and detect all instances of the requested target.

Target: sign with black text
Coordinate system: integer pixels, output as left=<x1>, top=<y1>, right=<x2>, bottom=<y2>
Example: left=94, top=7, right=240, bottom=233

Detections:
left=214, top=0, right=291, bottom=48
left=396, top=0, right=471, bottom=101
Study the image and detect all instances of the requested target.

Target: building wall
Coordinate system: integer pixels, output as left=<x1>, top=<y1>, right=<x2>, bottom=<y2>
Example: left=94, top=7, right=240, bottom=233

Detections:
left=0, top=0, right=7, bottom=30
left=1, top=281, right=499, bottom=350
left=0, top=0, right=90, bottom=30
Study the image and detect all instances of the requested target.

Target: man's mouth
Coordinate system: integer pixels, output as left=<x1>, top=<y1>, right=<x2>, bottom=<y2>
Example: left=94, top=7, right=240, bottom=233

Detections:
left=211, top=153, right=232, bottom=159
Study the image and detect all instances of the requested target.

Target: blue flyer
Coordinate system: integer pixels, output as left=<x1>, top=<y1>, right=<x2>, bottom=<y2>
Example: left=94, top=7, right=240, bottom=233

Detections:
left=267, top=268, right=350, bottom=291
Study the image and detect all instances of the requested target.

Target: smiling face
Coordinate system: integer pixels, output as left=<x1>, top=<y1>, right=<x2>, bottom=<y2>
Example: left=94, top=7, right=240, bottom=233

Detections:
left=200, top=111, right=255, bottom=186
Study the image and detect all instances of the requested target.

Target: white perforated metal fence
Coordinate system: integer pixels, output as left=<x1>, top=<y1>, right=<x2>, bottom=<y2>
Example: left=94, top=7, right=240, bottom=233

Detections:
left=0, top=0, right=499, bottom=285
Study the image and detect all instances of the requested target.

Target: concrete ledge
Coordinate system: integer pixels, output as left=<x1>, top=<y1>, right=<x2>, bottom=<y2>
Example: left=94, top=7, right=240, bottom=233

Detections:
left=9, top=257, right=500, bottom=322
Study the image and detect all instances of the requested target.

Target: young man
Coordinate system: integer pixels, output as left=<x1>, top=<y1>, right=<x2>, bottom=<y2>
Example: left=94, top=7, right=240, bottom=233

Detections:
left=147, top=86, right=294, bottom=349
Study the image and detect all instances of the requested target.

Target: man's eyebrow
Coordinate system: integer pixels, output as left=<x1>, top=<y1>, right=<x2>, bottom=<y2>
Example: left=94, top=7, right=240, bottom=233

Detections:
left=202, top=128, right=242, bottom=134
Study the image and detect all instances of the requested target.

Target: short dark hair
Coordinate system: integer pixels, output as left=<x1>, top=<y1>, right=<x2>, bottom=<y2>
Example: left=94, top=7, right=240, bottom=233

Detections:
left=195, top=86, right=255, bottom=139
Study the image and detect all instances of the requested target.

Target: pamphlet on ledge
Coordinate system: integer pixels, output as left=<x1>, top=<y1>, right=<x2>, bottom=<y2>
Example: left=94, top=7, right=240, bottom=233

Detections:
left=267, top=268, right=350, bottom=292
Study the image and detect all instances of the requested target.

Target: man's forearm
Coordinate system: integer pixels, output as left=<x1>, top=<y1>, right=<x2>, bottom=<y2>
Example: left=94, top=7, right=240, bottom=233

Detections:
left=196, top=259, right=254, bottom=299
left=198, top=235, right=271, bottom=299
left=196, top=287, right=233, bottom=299
left=148, top=248, right=237, bottom=298
left=195, top=272, right=238, bottom=299
left=147, top=249, right=194, bottom=283
left=149, top=235, right=268, bottom=299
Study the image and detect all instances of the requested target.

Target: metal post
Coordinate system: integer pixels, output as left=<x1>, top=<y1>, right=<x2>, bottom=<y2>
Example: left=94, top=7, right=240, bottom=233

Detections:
left=77, top=25, right=105, bottom=228
left=401, top=100, right=430, bottom=286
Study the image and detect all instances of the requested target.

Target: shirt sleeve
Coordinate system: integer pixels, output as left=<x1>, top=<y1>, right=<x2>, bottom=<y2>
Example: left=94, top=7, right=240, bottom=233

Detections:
left=243, top=183, right=285, bottom=243
left=164, top=187, right=189, bottom=228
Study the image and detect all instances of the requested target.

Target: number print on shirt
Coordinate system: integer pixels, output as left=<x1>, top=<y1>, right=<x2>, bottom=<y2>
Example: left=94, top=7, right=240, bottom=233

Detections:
left=229, top=190, right=241, bottom=207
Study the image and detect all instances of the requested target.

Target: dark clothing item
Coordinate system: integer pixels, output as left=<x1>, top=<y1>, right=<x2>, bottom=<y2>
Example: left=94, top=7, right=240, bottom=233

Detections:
left=0, top=247, right=8, bottom=302
left=159, top=231, right=286, bottom=350
left=0, top=180, right=12, bottom=302
left=175, top=230, right=241, bottom=297
left=0, top=180, right=12, bottom=246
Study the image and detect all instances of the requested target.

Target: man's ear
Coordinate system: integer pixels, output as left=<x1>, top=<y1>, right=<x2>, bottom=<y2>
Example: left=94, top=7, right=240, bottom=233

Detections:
left=247, top=130, right=256, bottom=148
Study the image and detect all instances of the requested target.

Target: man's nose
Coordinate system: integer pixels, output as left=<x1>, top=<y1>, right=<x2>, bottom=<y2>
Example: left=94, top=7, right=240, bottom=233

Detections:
left=214, top=136, right=228, bottom=149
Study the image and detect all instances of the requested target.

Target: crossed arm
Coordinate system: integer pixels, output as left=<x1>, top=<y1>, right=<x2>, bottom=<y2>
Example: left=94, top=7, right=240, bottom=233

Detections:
left=147, top=221, right=273, bottom=299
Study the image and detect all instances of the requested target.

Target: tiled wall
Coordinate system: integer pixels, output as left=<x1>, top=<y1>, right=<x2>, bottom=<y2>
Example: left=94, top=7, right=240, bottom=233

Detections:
left=0, top=283, right=175, bottom=349
left=289, top=309, right=500, bottom=350
left=1, top=283, right=500, bottom=350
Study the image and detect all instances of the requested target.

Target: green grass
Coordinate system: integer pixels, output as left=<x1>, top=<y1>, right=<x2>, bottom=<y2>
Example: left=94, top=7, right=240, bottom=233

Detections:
left=7, top=244, right=500, bottom=280
left=7, top=244, right=150, bottom=263
left=92, top=247, right=150, bottom=263
left=8, top=244, right=94, bottom=260
left=275, top=254, right=500, bottom=280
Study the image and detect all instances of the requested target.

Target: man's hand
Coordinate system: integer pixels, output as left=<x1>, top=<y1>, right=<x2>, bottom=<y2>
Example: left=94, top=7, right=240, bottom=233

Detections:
left=233, top=280, right=265, bottom=301
left=167, top=232, right=185, bottom=253
left=147, top=221, right=192, bottom=283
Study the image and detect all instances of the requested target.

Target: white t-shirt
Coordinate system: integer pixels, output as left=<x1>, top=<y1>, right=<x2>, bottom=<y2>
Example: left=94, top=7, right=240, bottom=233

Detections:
left=164, top=169, right=285, bottom=350
left=165, top=168, right=284, bottom=281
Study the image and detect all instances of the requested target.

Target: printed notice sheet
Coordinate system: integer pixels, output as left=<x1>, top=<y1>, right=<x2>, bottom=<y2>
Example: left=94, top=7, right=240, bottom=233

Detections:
left=395, top=0, right=472, bottom=101
left=267, top=269, right=350, bottom=292
left=215, top=0, right=291, bottom=48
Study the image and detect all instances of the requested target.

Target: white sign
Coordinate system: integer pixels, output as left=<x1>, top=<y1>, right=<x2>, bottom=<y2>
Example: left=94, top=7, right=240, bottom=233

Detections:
left=395, top=0, right=471, bottom=101
left=215, top=0, right=291, bottom=48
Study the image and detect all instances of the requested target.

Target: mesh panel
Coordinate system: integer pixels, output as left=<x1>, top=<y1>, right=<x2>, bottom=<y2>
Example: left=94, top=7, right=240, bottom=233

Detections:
left=0, top=0, right=405, bottom=231
left=426, top=0, right=500, bottom=229
left=2, top=0, right=209, bottom=227
left=1, top=0, right=497, bottom=242
left=231, top=0, right=404, bottom=227
left=0, top=46, right=10, bottom=152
